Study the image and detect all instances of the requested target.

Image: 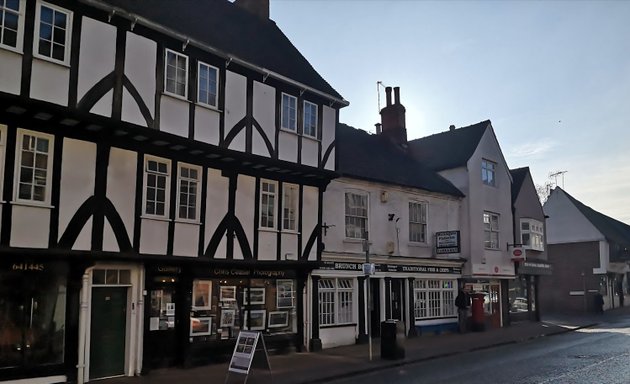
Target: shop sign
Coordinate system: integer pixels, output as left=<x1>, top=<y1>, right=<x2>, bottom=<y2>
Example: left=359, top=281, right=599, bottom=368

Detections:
left=154, top=265, right=182, bottom=274
left=228, top=331, right=271, bottom=377
left=320, top=261, right=461, bottom=275
left=510, top=246, right=526, bottom=262
left=8, top=262, right=45, bottom=272
left=209, top=268, right=295, bottom=279
left=518, top=261, right=553, bottom=276
left=435, top=231, right=460, bottom=254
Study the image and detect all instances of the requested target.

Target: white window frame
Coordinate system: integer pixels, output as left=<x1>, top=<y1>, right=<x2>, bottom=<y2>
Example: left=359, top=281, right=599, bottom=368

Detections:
left=13, top=129, right=54, bottom=205
left=483, top=211, right=500, bottom=250
left=481, top=159, right=496, bottom=186
left=520, top=218, right=544, bottom=251
left=164, top=48, right=188, bottom=98
left=282, top=183, right=298, bottom=232
left=143, top=155, right=171, bottom=219
left=413, top=279, right=457, bottom=320
left=0, top=0, right=25, bottom=52
left=260, top=180, right=277, bottom=229
left=409, top=200, right=428, bottom=243
left=33, top=1, right=72, bottom=65
left=176, top=162, right=201, bottom=223
left=197, top=61, right=218, bottom=108
left=319, top=278, right=354, bottom=326
left=302, top=101, right=318, bottom=138
left=344, top=191, right=368, bottom=239
left=0, top=125, right=7, bottom=200
left=281, top=93, right=297, bottom=132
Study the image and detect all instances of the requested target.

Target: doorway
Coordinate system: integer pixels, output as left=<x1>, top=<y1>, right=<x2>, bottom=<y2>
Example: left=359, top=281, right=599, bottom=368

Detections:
left=390, top=279, right=403, bottom=321
left=90, top=287, right=127, bottom=379
left=145, top=278, right=180, bottom=368
left=369, top=279, right=381, bottom=337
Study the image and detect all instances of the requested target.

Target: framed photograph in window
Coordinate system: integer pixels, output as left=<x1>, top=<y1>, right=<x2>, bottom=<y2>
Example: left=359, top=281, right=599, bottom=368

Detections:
left=277, top=280, right=295, bottom=308
left=220, top=309, right=236, bottom=327
left=244, top=310, right=266, bottom=331
left=192, top=280, right=212, bottom=310
left=243, top=287, right=265, bottom=305
left=220, top=286, right=237, bottom=302
left=190, top=316, right=212, bottom=336
left=268, top=311, right=289, bottom=328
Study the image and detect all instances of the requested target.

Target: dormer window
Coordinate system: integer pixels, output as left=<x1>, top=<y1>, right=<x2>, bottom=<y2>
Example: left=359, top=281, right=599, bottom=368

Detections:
left=482, top=159, right=496, bottom=186
left=165, top=49, right=188, bottom=98
left=281, top=93, right=297, bottom=132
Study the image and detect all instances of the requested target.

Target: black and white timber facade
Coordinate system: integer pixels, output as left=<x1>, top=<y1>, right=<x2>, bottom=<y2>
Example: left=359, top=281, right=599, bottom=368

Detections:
left=0, top=0, right=346, bottom=382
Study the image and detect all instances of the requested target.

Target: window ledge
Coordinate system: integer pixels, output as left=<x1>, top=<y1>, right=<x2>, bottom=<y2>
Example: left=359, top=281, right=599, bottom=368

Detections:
left=281, top=230, right=300, bottom=235
left=0, top=45, right=24, bottom=56
left=174, top=219, right=201, bottom=226
left=484, top=247, right=502, bottom=251
left=280, top=127, right=298, bottom=136
left=259, top=227, right=278, bottom=233
left=33, top=54, right=70, bottom=68
left=141, top=215, right=171, bottom=222
left=343, top=238, right=368, bottom=244
left=195, top=102, right=222, bottom=113
left=10, top=200, right=54, bottom=209
left=162, top=91, right=191, bottom=103
left=408, top=242, right=429, bottom=248
left=302, top=134, right=320, bottom=143
left=320, top=323, right=357, bottom=329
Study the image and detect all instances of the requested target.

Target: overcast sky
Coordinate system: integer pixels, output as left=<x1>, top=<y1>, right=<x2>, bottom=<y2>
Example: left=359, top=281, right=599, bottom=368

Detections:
left=270, top=0, right=630, bottom=224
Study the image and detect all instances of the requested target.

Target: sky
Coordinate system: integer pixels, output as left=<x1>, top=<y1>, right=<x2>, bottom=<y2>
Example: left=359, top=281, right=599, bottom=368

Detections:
left=270, top=0, right=630, bottom=225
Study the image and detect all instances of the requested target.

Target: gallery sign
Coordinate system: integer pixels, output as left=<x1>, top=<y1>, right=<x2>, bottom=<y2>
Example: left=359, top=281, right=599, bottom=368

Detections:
left=435, top=231, right=461, bottom=254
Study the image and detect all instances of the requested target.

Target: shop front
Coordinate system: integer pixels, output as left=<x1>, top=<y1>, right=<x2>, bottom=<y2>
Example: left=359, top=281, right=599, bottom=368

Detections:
left=509, top=260, right=552, bottom=322
left=144, top=261, right=311, bottom=369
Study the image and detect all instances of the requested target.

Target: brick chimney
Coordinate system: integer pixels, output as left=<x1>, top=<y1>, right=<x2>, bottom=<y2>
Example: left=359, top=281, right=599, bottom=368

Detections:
left=379, top=86, right=407, bottom=147
left=234, top=0, right=269, bottom=20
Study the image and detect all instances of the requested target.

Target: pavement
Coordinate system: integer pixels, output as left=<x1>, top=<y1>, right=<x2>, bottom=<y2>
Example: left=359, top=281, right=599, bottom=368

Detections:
left=101, top=305, right=630, bottom=384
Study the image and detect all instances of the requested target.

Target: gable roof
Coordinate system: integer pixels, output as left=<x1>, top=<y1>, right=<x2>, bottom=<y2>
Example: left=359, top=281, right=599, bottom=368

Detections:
left=336, top=123, right=464, bottom=197
left=407, top=120, right=490, bottom=171
left=92, top=0, right=344, bottom=102
left=556, top=187, right=630, bottom=246
left=510, top=167, right=529, bottom=204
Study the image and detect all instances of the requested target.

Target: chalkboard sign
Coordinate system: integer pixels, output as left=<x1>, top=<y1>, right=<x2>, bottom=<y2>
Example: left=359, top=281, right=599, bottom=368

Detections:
left=226, top=331, right=272, bottom=383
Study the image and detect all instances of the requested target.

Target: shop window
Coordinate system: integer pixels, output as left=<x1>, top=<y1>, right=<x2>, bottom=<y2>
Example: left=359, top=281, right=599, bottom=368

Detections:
left=0, top=264, right=66, bottom=369
left=509, top=276, right=529, bottom=314
left=413, top=279, right=456, bottom=320
left=318, top=278, right=354, bottom=326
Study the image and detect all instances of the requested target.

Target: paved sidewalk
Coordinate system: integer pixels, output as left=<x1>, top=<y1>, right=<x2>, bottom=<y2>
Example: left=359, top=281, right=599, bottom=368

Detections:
left=102, top=306, right=630, bottom=384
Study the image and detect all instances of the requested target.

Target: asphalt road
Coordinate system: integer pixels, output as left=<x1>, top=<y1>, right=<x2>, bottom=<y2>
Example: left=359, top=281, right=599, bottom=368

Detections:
left=329, top=318, right=630, bottom=384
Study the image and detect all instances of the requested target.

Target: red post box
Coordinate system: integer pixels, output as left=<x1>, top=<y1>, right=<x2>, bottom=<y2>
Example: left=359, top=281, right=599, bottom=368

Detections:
left=470, top=292, right=485, bottom=332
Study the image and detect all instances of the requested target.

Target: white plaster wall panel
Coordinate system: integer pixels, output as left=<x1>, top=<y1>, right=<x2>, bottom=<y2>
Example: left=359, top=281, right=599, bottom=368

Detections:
left=278, top=131, right=298, bottom=163
left=194, top=107, right=220, bottom=145
left=140, top=219, right=168, bottom=254
left=234, top=174, right=255, bottom=259
left=302, top=186, right=319, bottom=260
left=544, top=189, right=603, bottom=244
left=0, top=50, right=22, bottom=95
left=58, top=138, right=96, bottom=249
left=10, top=205, right=50, bottom=248
left=321, top=326, right=356, bottom=349
left=258, top=231, right=276, bottom=261
left=173, top=222, right=200, bottom=256
left=321, top=105, right=336, bottom=170
left=205, top=169, right=229, bottom=258
left=121, top=88, right=145, bottom=127
left=301, top=138, right=318, bottom=168
left=90, top=89, right=113, bottom=117
left=321, top=179, right=346, bottom=254
left=160, top=96, right=189, bottom=137
left=229, top=128, right=246, bottom=152
left=224, top=71, right=247, bottom=142
left=252, top=130, right=267, bottom=157
left=233, top=241, right=244, bottom=260
left=30, top=58, right=69, bottom=106
left=77, top=17, right=116, bottom=103
left=105, top=148, right=137, bottom=251
left=103, top=219, right=119, bottom=253
left=281, top=233, right=298, bottom=261
left=324, top=148, right=335, bottom=171
left=124, top=32, right=157, bottom=119
left=252, top=81, right=275, bottom=157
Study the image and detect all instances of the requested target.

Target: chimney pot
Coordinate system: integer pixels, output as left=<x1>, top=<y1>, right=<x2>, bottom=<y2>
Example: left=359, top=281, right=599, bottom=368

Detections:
left=394, top=87, right=401, bottom=105
left=234, top=0, right=269, bottom=20
left=385, top=87, right=392, bottom=107
left=449, top=125, right=456, bottom=131
left=375, top=123, right=382, bottom=135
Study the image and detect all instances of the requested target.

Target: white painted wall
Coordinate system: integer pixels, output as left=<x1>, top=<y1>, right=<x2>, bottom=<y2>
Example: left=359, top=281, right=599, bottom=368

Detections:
left=11, top=205, right=50, bottom=248
left=77, top=17, right=116, bottom=108
left=278, top=131, right=297, bottom=163
left=321, top=105, right=336, bottom=170
left=252, top=81, right=275, bottom=157
left=90, top=89, right=113, bottom=117
left=139, top=219, right=168, bottom=255
left=159, top=95, right=189, bottom=137
left=280, top=232, right=298, bottom=261
left=258, top=231, right=277, bottom=261
left=320, top=325, right=356, bottom=349
left=58, top=138, right=96, bottom=250
left=173, top=222, right=200, bottom=256
left=302, top=186, right=319, bottom=261
left=123, top=32, right=156, bottom=126
left=194, top=106, right=220, bottom=145
left=543, top=188, right=604, bottom=244
left=205, top=169, right=229, bottom=258
left=224, top=70, right=246, bottom=151
left=30, top=58, right=69, bottom=106
left=234, top=175, right=255, bottom=259
left=0, top=49, right=22, bottom=95
left=301, top=137, right=318, bottom=168
left=104, top=148, right=137, bottom=252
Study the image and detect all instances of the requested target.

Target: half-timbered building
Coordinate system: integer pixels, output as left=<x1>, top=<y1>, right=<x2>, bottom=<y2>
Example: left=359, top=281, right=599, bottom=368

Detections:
left=0, top=0, right=346, bottom=382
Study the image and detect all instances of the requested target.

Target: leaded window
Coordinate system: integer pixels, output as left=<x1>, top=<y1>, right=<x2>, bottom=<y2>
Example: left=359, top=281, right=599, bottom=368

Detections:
left=345, top=192, right=368, bottom=239
left=145, top=157, right=170, bottom=217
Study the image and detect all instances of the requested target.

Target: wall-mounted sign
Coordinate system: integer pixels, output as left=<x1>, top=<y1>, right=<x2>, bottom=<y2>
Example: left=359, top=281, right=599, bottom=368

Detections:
left=435, top=231, right=460, bottom=254
left=319, top=261, right=461, bottom=275
left=509, top=246, right=526, bottom=262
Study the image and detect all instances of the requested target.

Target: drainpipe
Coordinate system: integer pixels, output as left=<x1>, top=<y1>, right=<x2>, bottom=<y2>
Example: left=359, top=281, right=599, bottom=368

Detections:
left=77, top=269, right=93, bottom=384
left=135, top=267, right=145, bottom=375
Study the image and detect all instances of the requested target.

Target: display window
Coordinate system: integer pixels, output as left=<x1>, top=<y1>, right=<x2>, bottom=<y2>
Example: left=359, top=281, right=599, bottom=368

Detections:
left=190, top=278, right=297, bottom=342
left=0, top=263, right=67, bottom=369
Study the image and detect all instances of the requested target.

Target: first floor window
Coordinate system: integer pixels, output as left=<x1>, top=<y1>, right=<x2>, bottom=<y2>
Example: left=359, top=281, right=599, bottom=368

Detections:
left=260, top=180, right=276, bottom=229
left=165, top=49, right=188, bottom=97
left=145, top=157, right=170, bottom=217
left=282, top=184, right=298, bottom=231
left=303, top=101, right=317, bottom=137
left=413, top=279, right=456, bottom=320
left=319, top=278, right=354, bottom=326
left=281, top=93, right=297, bottom=131
left=198, top=61, right=218, bottom=107
left=409, top=201, right=427, bottom=243
left=520, top=218, right=544, bottom=251
left=482, top=159, right=496, bottom=186
left=483, top=211, right=500, bottom=249
left=36, top=1, right=71, bottom=63
left=177, top=164, right=200, bottom=221
left=345, top=191, right=368, bottom=239
left=1, top=0, right=22, bottom=49
left=16, top=130, right=52, bottom=203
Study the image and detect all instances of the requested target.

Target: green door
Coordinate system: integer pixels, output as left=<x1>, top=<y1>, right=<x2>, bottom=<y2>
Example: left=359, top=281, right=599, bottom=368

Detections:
left=90, top=287, right=127, bottom=379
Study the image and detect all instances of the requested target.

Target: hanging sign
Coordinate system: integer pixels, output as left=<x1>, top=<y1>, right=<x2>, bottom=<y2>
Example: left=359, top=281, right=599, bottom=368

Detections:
left=227, top=331, right=272, bottom=380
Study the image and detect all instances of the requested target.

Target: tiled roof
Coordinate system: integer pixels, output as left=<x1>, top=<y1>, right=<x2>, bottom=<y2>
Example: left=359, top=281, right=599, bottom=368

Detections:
left=510, top=167, right=529, bottom=204
left=96, top=0, right=343, bottom=100
left=336, top=123, right=464, bottom=197
left=558, top=187, right=630, bottom=246
left=408, top=120, right=490, bottom=171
